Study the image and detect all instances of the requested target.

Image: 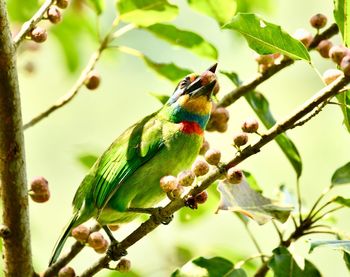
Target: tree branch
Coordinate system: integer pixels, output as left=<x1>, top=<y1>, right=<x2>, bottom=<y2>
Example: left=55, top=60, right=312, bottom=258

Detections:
left=0, top=1, right=33, bottom=276
left=13, top=0, right=55, bottom=48
left=217, top=23, right=339, bottom=108
left=79, top=74, right=350, bottom=276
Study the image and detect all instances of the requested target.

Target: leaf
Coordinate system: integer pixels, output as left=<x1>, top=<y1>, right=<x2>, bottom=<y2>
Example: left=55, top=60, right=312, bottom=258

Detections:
left=343, top=252, right=350, bottom=271
left=269, top=247, right=321, bottom=277
left=336, top=90, right=350, bottom=132
left=242, top=170, right=262, bottom=192
left=143, top=57, right=192, bottom=82
left=87, top=0, right=105, bottom=14
left=220, top=71, right=241, bottom=86
left=187, top=0, right=237, bottom=26
left=331, top=161, right=350, bottom=186
left=309, top=240, right=350, bottom=254
left=77, top=153, right=98, bottom=169
left=245, top=90, right=302, bottom=177
left=333, top=196, right=350, bottom=207
left=146, top=23, right=218, bottom=59
left=171, top=256, right=247, bottom=277
left=7, top=0, right=39, bottom=22
left=149, top=92, right=170, bottom=104
left=116, top=0, right=178, bottom=27
left=217, top=178, right=293, bottom=225
left=333, top=0, right=350, bottom=46
left=223, top=13, right=310, bottom=61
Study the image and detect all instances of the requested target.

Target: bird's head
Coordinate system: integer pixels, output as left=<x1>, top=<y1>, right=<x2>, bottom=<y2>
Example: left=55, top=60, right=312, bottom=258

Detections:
left=164, top=64, right=218, bottom=130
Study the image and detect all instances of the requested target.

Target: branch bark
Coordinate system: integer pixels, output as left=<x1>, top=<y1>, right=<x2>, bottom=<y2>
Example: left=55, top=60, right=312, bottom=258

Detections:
left=0, top=1, right=33, bottom=276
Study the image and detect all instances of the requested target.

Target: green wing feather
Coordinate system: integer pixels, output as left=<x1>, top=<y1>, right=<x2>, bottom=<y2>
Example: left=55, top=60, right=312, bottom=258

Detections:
left=73, top=111, right=172, bottom=214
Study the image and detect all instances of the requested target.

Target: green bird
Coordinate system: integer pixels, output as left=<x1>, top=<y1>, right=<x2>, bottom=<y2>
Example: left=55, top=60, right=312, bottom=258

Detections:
left=49, top=64, right=218, bottom=265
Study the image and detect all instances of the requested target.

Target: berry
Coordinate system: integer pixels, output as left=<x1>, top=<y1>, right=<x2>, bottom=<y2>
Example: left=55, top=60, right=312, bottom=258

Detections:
left=168, top=185, right=184, bottom=199
left=58, top=267, right=75, bottom=277
left=310, top=13, right=327, bottom=29
left=85, top=70, right=101, bottom=90
left=56, top=0, right=69, bottom=9
left=213, top=81, right=220, bottom=95
left=108, top=224, right=120, bottom=231
left=191, top=159, right=209, bottom=176
left=227, top=168, right=243, bottom=184
left=340, top=55, right=350, bottom=76
left=204, top=149, right=221, bottom=165
left=211, top=107, right=229, bottom=123
left=116, top=258, right=131, bottom=273
left=233, top=132, right=248, bottom=147
left=71, top=225, right=90, bottom=243
left=322, top=69, right=343, bottom=85
left=160, top=175, right=177, bottom=193
left=47, top=6, right=62, bottom=24
left=241, top=118, right=259, bottom=133
left=94, top=239, right=109, bottom=254
left=200, top=70, right=216, bottom=86
left=293, top=29, right=313, bottom=47
left=216, top=121, right=228, bottom=133
left=317, top=40, right=333, bottom=58
left=87, top=232, right=105, bottom=249
left=329, top=45, right=348, bottom=65
left=177, top=170, right=195, bottom=187
left=255, top=54, right=274, bottom=66
left=30, top=27, right=47, bottom=43
left=199, top=139, right=210, bottom=155
left=195, top=191, right=208, bottom=204
left=29, top=176, right=50, bottom=203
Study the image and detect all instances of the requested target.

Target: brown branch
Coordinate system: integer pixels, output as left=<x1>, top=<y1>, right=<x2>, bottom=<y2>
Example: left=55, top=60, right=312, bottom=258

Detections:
left=13, top=0, right=55, bottom=48
left=0, top=0, right=33, bottom=275
left=217, top=23, right=339, bottom=108
left=79, top=75, right=350, bottom=276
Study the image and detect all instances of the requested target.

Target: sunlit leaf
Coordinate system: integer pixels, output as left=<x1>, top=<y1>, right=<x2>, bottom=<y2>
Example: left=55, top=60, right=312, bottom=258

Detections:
left=143, top=57, right=191, bottom=82
left=146, top=23, right=218, bottom=59
left=223, top=13, right=310, bottom=61
left=222, top=73, right=302, bottom=177
left=334, top=0, right=350, bottom=46
left=336, top=90, right=350, bottom=132
left=149, top=92, right=170, bottom=104
left=77, top=153, right=98, bottom=169
left=217, top=178, right=293, bottom=225
left=171, top=256, right=247, bottom=277
left=309, top=240, right=350, bottom=254
left=187, top=0, right=236, bottom=25
left=269, top=247, right=321, bottom=277
left=333, top=196, right=350, bottom=207
left=116, top=0, right=178, bottom=26
left=331, top=161, right=350, bottom=186
left=87, top=0, right=105, bottom=14
left=242, top=170, right=262, bottom=192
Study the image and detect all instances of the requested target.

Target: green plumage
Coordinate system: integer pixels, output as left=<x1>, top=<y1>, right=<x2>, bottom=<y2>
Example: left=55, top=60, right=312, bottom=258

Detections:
left=49, top=66, right=217, bottom=266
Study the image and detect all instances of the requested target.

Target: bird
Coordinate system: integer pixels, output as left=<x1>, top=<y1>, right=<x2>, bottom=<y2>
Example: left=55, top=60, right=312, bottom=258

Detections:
left=49, top=63, right=218, bottom=265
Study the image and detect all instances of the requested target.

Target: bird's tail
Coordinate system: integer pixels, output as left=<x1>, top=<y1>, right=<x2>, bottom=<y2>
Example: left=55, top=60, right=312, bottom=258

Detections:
left=49, top=212, right=79, bottom=266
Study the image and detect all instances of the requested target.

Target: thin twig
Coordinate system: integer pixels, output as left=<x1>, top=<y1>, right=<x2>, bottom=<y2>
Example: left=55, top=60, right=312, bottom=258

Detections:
left=13, top=0, right=55, bottom=48
left=79, top=72, right=350, bottom=277
left=272, top=220, right=283, bottom=243
left=304, top=186, right=332, bottom=222
left=296, top=178, right=303, bottom=223
left=311, top=206, right=344, bottom=224
left=291, top=100, right=329, bottom=129
left=234, top=254, right=270, bottom=269
left=241, top=220, right=265, bottom=263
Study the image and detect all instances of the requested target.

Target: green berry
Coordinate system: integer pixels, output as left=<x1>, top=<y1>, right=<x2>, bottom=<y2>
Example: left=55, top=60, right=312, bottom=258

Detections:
left=310, top=13, right=327, bottom=29
left=177, top=170, right=195, bottom=187
left=204, top=149, right=221, bottom=165
left=227, top=168, right=243, bottom=184
left=160, top=175, right=177, bottom=193
left=191, top=159, right=209, bottom=176
left=71, top=225, right=90, bottom=243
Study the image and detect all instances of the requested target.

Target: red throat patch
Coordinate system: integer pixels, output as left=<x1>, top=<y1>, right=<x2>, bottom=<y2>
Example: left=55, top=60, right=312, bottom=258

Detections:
left=179, top=121, right=203, bottom=135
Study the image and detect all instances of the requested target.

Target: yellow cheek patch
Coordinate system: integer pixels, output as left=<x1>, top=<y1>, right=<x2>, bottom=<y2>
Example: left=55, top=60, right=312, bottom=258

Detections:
left=178, top=95, right=212, bottom=115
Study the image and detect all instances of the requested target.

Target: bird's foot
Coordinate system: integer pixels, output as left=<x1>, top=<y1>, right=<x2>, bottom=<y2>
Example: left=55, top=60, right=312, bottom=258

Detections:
left=107, top=240, right=127, bottom=261
left=127, top=207, right=173, bottom=225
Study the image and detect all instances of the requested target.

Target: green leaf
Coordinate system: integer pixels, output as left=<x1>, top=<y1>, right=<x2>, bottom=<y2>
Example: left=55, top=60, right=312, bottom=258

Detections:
left=146, top=23, right=218, bottom=59
left=149, top=92, right=170, bottom=104
left=217, top=178, right=293, bottom=225
left=187, top=0, right=237, bottom=25
left=87, top=0, right=105, bottom=14
left=143, top=57, right=192, bottom=82
left=77, top=153, right=98, bottom=169
left=171, top=256, right=247, bottom=277
left=7, top=0, right=39, bottom=22
left=331, top=161, right=350, bottom=186
left=242, top=170, right=262, bottom=192
left=343, top=252, right=350, bottom=271
left=334, top=0, right=350, bottom=46
left=223, top=13, right=310, bottom=61
left=309, top=240, right=350, bottom=254
left=220, top=71, right=240, bottom=86
left=245, top=90, right=302, bottom=177
left=269, top=247, right=321, bottom=277
left=333, top=196, right=350, bottom=207
left=116, top=0, right=178, bottom=26
left=336, top=90, right=350, bottom=132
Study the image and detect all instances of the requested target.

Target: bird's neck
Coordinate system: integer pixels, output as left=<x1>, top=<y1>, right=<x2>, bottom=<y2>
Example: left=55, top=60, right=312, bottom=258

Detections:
left=159, top=104, right=210, bottom=132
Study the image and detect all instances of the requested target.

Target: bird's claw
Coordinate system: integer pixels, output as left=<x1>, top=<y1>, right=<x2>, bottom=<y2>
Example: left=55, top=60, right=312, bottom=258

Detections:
left=107, top=241, right=127, bottom=261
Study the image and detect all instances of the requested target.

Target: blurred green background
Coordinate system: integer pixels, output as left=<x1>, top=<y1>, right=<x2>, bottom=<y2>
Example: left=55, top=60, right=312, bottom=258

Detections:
left=3, top=0, right=350, bottom=276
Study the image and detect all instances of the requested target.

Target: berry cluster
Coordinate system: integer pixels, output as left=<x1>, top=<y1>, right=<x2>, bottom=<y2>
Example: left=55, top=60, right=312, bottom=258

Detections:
left=233, top=117, right=259, bottom=149
left=71, top=225, right=109, bottom=254
left=206, top=103, right=230, bottom=132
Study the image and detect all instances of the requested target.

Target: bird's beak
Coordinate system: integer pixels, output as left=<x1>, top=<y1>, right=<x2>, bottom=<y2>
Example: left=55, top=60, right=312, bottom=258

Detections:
left=185, top=63, right=218, bottom=98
